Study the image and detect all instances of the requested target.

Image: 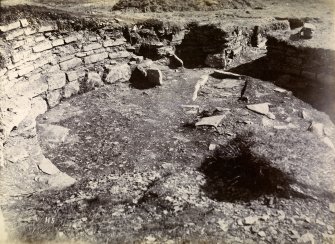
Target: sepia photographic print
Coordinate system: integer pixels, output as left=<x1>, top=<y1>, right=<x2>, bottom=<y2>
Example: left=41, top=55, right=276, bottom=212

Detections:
left=0, top=0, right=334, bottom=243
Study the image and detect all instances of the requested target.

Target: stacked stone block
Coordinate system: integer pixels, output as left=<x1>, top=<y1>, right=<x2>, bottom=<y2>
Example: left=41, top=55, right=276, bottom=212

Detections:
left=267, top=35, right=335, bottom=84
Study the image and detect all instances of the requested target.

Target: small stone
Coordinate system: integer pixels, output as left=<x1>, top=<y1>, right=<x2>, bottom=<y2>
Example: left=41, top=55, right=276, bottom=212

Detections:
left=274, top=87, right=287, bottom=93
left=258, top=231, right=266, bottom=237
left=243, top=216, right=259, bottom=225
left=322, top=137, right=335, bottom=150
left=329, top=203, right=335, bottom=213
left=300, top=23, right=316, bottom=39
left=277, top=210, right=286, bottom=220
left=217, top=219, right=229, bottom=232
left=247, top=103, right=270, bottom=116
left=290, top=229, right=300, bottom=240
left=209, top=143, right=217, bottom=151
left=250, top=225, right=260, bottom=233
left=298, top=232, right=315, bottom=244
left=308, top=122, right=324, bottom=137
left=301, top=110, right=312, bottom=120
left=195, top=115, right=225, bottom=128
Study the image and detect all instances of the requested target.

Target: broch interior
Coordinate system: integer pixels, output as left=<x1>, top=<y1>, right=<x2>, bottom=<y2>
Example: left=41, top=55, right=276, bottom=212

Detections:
left=0, top=2, right=335, bottom=243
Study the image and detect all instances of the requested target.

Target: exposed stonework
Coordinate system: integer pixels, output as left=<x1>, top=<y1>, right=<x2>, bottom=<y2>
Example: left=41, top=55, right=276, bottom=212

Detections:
left=266, top=34, right=335, bottom=85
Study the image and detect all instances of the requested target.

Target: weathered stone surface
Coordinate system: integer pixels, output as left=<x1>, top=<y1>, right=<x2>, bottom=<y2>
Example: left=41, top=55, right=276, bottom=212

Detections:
left=24, top=27, right=36, bottom=35
left=19, top=19, right=29, bottom=27
left=33, top=41, right=53, bottom=53
left=47, top=72, right=66, bottom=91
left=60, top=58, right=82, bottom=71
left=35, top=35, right=45, bottom=42
left=109, top=51, right=130, bottom=59
left=66, top=71, right=79, bottom=81
left=195, top=115, right=225, bottom=127
left=147, top=68, right=163, bottom=86
left=105, top=63, right=131, bottom=83
left=13, top=74, right=48, bottom=98
left=308, top=122, right=324, bottom=137
left=38, top=25, right=55, bottom=33
left=86, top=72, right=104, bottom=90
left=247, top=103, right=270, bottom=115
left=47, top=172, right=76, bottom=189
left=5, top=29, right=24, bottom=41
left=46, top=89, right=62, bottom=108
left=52, top=39, right=64, bottom=47
left=4, top=145, right=29, bottom=163
left=103, top=38, right=126, bottom=47
left=0, top=21, right=20, bottom=32
left=31, top=96, right=48, bottom=117
left=38, top=157, right=60, bottom=175
left=64, top=35, right=77, bottom=43
left=83, top=43, right=102, bottom=52
left=63, top=80, right=80, bottom=98
left=192, top=74, right=209, bottom=101
left=17, top=64, right=35, bottom=77
left=84, top=52, right=108, bottom=64
left=214, top=79, right=243, bottom=89
left=1, top=96, right=31, bottom=138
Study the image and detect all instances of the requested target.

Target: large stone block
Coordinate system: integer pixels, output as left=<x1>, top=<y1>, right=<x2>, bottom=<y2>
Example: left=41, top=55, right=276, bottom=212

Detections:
left=83, top=43, right=102, bottom=52
left=0, top=21, right=20, bottom=32
left=63, top=80, right=80, bottom=98
left=47, top=89, right=62, bottom=108
left=105, top=63, right=131, bottom=83
left=5, top=29, right=24, bottom=41
left=52, top=39, right=64, bottom=47
left=24, top=27, right=37, bottom=35
left=59, top=58, right=82, bottom=71
left=17, top=64, right=35, bottom=77
left=33, top=41, right=53, bottom=53
left=84, top=52, right=108, bottom=64
left=12, top=74, right=48, bottom=98
left=47, top=72, right=66, bottom=90
left=64, top=35, right=77, bottom=44
left=38, top=25, right=55, bottom=33
left=31, top=96, right=48, bottom=117
left=103, top=38, right=126, bottom=48
left=0, top=96, right=31, bottom=139
left=108, top=51, right=130, bottom=59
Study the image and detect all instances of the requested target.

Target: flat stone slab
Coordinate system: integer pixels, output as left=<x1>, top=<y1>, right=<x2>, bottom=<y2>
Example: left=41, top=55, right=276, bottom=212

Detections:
left=37, top=124, right=70, bottom=144
left=195, top=115, right=225, bottom=127
left=214, top=79, right=244, bottom=89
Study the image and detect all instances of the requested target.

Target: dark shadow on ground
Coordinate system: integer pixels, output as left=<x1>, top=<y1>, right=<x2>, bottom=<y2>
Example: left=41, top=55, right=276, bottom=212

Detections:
left=198, top=133, right=306, bottom=202
left=228, top=57, right=335, bottom=122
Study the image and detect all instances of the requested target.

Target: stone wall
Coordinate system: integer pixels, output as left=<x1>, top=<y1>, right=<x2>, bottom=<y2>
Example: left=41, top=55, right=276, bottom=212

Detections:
left=266, top=34, right=335, bottom=84
left=0, top=18, right=135, bottom=194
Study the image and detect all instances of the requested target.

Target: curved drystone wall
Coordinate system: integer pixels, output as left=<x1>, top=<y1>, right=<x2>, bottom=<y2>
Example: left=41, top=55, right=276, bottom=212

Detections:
left=0, top=18, right=135, bottom=193
left=266, top=34, right=335, bottom=84
left=0, top=16, right=292, bottom=193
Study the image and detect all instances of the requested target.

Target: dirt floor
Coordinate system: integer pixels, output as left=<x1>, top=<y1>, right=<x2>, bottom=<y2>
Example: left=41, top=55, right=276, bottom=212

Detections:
left=2, top=65, right=335, bottom=243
